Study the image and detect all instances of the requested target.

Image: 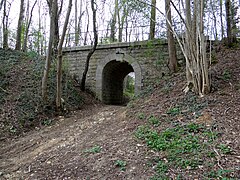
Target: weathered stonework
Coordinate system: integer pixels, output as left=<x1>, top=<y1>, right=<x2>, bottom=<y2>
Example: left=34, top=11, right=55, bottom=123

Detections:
left=63, top=40, right=180, bottom=104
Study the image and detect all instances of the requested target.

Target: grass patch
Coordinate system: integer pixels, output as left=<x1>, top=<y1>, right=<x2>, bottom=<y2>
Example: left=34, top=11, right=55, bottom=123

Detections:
left=137, top=112, right=146, bottom=120
left=148, top=115, right=160, bottom=127
left=206, top=169, right=234, bottom=179
left=222, top=69, right=232, bottom=80
left=217, top=144, right=232, bottom=154
left=135, top=123, right=227, bottom=178
left=115, top=160, right=127, bottom=171
left=84, top=145, right=101, bottom=153
left=166, top=107, right=181, bottom=116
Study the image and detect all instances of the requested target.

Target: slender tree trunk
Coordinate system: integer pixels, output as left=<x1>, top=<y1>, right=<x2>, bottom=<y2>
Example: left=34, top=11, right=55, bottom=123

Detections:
left=80, top=0, right=98, bottom=91
left=118, top=5, right=127, bottom=43
left=2, top=0, right=8, bottom=49
left=83, top=5, right=89, bottom=45
left=23, top=0, right=37, bottom=52
left=117, top=6, right=121, bottom=42
left=210, top=0, right=218, bottom=40
left=23, top=0, right=30, bottom=51
left=165, top=0, right=177, bottom=73
left=110, top=0, right=117, bottom=42
left=56, top=0, right=72, bottom=110
left=53, top=4, right=59, bottom=56
left=74, top=0, right=79, bottom=46
left=185, top=0, right=192, bottom=87
left=77, top=0, right=83, bottom=45
left=42, top=0, right=57, bottom=101
left=15, top=0, right=25, bottom=50
left=37, top=0, right=41, bottom=54
left=149, top=0, right=156, bottom=40
left=220, top=0, right=224, bottom=39
left=225, top=0, right=232, bottom=46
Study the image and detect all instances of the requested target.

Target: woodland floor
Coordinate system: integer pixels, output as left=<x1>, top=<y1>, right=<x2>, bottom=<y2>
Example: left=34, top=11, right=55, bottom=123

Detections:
left=0, top=46, right=240, bottom=179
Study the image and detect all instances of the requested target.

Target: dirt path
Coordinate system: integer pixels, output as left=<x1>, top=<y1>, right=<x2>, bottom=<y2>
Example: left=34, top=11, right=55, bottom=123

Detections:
left=0, top=105, right=153, bottom=180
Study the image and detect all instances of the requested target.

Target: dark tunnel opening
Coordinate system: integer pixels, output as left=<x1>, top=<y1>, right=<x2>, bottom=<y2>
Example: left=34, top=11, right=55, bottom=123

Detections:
left=102, top=60, right=134, bottom=105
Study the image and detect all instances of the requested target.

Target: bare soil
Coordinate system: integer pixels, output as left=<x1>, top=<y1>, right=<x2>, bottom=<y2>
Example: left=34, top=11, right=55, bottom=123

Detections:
left=0, top=105, right=155, bottom=179
left=0, top=47, right=240, bottom=179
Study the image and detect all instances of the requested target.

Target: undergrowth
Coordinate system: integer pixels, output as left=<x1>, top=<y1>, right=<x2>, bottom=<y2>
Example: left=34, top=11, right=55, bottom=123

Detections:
left=132, top=78, right=237, bottom=179
left=135, top=123, right=235, bottom=179
left=0, top=49, right=84, bottom=136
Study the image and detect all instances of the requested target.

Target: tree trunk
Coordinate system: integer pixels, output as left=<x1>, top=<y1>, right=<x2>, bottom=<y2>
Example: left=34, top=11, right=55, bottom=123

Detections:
left=165, top=0, right=177, bottom=73
left=225, top=0, right=233, bottom=46
left=2, top=0, right=8, bottom=49
left=184, top=0, right=210, bottom=96
left=118, top=4, right=128, bottom=43
left=110, top=0, right=117, bottom=42
left=42, top=0, right=57, bottom=101
left=56, top=0, right=72, bottom=110
left=149, top=0, right=156, bottom=40
left=77, top=0, right=84, bottom=45
left=15, top=0, right=25, bottom=51
left=228, top=0, right=237, bottom=44
left=219, top=0, right=224, bottom=39
left=83, top=5, right=89, bottom=45
left=80, top=0, right=98, bottom=91
left=53, top=3, right=59, bottom=56
left=210, top=0, right=218, bottom=40
left=74, top=0, right=79, bottom=46
left=23, top=0, right=37, bottom=52
left=185, top=0, right=193, bottom=88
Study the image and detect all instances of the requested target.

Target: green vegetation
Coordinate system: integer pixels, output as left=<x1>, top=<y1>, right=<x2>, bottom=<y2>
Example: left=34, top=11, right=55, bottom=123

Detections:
left=138, top=85, right=154, bottom=97
left=217, top=144, right=232, bottom=154
left=115, top=160, right=127, bottom=171
left=206, top=169, right=234, bottom=179
left=84, top=145, right=101, bottom=153
left=148, top=115, right=160, bottom=127
left=123, top=75, right=135, bottom=99
left=0, top=49, right=84, bottom=135
left=222, top=69, right=232, bottom=80
left=135, top=122, right=235, bottom=178
left=166, top=107, right=181, bottom=116
left=137, top=112, right=146, bottom=120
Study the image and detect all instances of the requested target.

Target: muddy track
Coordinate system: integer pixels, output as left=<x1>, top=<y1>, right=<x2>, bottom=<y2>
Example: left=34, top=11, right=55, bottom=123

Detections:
left=0, top=105, right=153, bottom=180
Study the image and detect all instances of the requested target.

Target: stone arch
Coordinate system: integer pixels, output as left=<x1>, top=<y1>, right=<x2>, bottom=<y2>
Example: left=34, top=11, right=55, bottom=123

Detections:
left=96, top=53, right=142, bottom=104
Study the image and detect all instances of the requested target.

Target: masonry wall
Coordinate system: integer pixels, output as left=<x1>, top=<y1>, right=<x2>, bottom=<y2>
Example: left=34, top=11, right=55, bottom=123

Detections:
left=63, top=40, right=182, bottom=101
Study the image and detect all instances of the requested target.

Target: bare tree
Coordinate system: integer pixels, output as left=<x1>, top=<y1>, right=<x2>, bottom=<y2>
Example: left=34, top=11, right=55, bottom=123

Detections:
left=225, top=0, right=237, bottom=46
left=183, top=0, right=210, bottom=95
left=46, top=0, right=63, bottom=54
left=80, top=0, right=98, bottom=91
left=149, top=0, right=156, bottom=40
left=225, top=0, right=232, bottom=45
left=165, top=0, right=177, bottom=73
left=110, top=0, right=118, bottom=42
left=56, top=0, right=72, bottom=110
left=42, top=0, right=57, bottom=101
left=220, top=0, right=224, bottom=39
left=83, top=4, right=89, bottom=45
left=15, top=0, right=25, bottom=50
left=2, top=0, right=13, bottom=49
left=22, top=0, right=37, bottom=52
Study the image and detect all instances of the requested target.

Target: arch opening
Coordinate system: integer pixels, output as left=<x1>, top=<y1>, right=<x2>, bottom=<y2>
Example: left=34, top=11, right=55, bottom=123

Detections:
left=123, top=72, right=135, bottom=102
left=102, top=60, right=134, bottom=105
left=96, top=53, right=142, bottom=104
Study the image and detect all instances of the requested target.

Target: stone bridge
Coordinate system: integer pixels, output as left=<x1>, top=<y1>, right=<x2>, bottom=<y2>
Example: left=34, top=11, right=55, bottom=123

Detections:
left=63, top=40, right=181, bottom=104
